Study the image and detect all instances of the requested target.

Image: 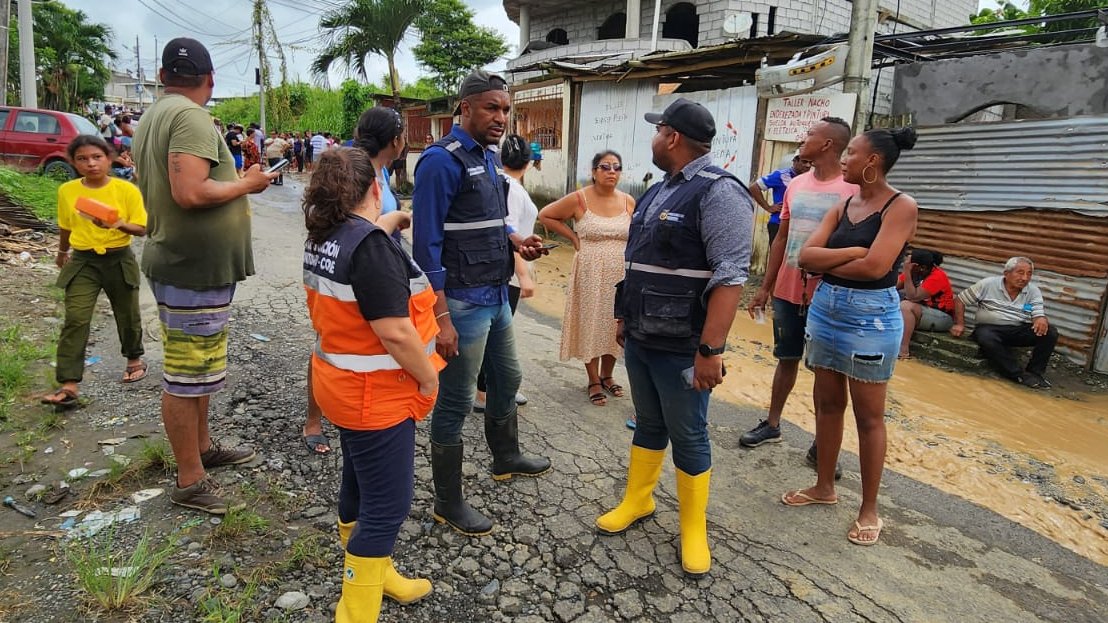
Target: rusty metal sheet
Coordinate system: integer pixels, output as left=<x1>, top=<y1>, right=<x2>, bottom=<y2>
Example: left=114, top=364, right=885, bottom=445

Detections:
left=889, top=117, right=1108, bottom=218
left=913, top=209, right=1108, bottom=279
left=940, top=256, right=1107, bottom=367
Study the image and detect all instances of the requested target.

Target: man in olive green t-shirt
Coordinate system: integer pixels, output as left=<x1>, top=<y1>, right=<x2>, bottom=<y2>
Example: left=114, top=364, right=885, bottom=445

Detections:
left=134, top=37, right=277, bottom=515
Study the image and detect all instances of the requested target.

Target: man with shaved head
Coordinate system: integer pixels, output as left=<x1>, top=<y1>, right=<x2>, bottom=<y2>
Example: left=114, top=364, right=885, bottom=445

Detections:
left=741, top=118, right=856, bottom=476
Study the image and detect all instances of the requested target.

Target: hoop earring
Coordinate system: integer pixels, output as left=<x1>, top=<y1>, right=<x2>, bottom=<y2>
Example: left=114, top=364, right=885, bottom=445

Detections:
left=862, top=165, right=878, bottom=185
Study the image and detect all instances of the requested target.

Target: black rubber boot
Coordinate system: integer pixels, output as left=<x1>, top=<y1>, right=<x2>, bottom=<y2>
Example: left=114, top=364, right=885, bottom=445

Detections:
left=485, top=413, right=552, bottom=481
left=430, top=442, right=493, bottom=536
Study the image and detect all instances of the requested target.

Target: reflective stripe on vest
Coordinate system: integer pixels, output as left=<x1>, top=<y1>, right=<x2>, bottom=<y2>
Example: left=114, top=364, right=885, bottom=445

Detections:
left=442, top=218, right=507, bottom=231
left=305, top=268, right=431, bottom=302
left=303, top=270, right=355, bottom=301
left=626, top=261, right=714, bottom=280
left=316, top=337, right=437, bottom=373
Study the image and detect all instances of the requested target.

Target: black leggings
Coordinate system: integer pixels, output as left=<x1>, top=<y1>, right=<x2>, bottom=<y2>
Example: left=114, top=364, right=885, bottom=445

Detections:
left=476, top=285, right=521, bottom=393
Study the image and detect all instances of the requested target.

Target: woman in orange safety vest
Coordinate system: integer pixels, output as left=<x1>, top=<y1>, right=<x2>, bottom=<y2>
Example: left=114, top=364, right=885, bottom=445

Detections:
left=302, top=147, right=444, bottom=623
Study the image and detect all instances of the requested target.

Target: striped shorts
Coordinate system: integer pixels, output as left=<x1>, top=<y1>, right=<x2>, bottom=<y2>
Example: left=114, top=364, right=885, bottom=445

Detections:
left=149, top=279, right=236, bottom=397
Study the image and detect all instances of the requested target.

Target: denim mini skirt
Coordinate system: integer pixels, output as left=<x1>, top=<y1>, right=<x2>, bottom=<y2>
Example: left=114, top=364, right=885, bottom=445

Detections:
left=804, top=282, right=903, bottom=383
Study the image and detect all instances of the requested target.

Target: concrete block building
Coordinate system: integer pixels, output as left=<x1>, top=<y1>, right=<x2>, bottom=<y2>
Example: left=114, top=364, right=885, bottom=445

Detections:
left=504, top=1, right=979, bottom=64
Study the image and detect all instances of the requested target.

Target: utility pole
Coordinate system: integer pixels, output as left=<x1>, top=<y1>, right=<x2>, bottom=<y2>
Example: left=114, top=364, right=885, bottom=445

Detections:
left=842, top=0, right=878, bottom=133
left=153, top=35, right=159, bottom=101
left=254, top=0, right=266, bottom=132
left=135, top=35, right=142, bottom=109
left=17, top=0, right=36, bottom=107
left=1, top=0, right=11, bottom=104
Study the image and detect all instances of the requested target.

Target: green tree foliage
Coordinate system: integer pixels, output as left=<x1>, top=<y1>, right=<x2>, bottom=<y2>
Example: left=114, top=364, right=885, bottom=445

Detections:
left=413, top=0, right=509, bottom=93
left=1030, top=0, right=1105, bottom=34
left=6, top=2, right=115, bottom=111
left=312, top=0, right=429, bottom=103
left=971, top=0, right=1104, bottom=37
left=210, top=84, right=343, bottom=134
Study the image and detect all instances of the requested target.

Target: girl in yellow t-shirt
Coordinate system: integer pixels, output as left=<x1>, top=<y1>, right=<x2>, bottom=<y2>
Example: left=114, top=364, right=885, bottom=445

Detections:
left=42, top=136, right=148, bottom=408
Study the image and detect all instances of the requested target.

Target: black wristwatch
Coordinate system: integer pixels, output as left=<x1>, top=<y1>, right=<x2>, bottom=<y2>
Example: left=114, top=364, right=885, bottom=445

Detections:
left=698, top=343, right=725, bottom=357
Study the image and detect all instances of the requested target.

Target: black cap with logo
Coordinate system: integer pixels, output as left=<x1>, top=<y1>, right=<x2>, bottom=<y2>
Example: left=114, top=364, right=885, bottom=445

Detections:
left=162, top=37, right=214, bottom=77
left=644, top=97, right=716, bottom=143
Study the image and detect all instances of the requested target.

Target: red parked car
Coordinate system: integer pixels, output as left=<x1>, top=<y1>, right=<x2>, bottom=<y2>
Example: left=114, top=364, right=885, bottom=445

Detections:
left=0, top=106, right=101, bottom=178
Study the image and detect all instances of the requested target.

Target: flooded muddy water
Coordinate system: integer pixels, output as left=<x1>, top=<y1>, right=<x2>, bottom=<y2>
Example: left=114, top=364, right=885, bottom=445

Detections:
left=528, top=247, right=1108, bottom=565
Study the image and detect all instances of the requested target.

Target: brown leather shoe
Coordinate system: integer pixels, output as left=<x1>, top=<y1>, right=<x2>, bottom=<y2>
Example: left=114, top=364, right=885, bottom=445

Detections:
left=170, top=476, right=245, bottom=515
left=200, top=440, right=256, bottom=469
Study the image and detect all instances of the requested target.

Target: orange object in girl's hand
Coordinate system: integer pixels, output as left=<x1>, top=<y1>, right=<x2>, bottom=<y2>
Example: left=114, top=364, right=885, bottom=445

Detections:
left=74, top=196, right=119, bottom=224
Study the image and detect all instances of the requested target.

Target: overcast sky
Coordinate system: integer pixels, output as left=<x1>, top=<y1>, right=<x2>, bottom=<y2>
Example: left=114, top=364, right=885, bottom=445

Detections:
left=65, top=0, right=1015, bottom=99
left=65, top=0, right=519, bottom=98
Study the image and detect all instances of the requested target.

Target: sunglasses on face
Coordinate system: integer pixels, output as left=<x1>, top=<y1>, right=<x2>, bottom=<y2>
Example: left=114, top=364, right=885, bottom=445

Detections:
left=596, top=163, right=622, bottom=172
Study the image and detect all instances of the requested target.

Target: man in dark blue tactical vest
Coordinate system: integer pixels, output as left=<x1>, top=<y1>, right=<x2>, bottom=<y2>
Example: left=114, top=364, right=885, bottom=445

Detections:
left=413, top=70, right=552, bottom=538
left=596, top=98, right=754, bottom=577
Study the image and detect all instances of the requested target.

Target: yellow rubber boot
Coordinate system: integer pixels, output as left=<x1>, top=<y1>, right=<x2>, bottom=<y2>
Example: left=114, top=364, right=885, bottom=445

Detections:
left=384, top=562, right=432, bottom=605
left=338, top=521, right=431, bottom=605
left=337, top=520, right=355, bottom=549
left=596, top=446, right=665, bottom=534
left=335, top=554, right=387, bottom=623
left=675, top=468, right=712, bottom=576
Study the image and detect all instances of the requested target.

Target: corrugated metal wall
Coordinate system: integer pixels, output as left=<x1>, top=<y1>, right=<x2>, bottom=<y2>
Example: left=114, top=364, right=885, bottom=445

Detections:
left=889, top=117, right=1108, bottom=217
left=890, top=117, right=1108, bottom=371
left=914, top=210, right=1108, bottom=279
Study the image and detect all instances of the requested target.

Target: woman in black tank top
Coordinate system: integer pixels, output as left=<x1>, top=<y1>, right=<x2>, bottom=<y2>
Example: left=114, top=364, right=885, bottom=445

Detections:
left=780, top=127, right=919, bottom=547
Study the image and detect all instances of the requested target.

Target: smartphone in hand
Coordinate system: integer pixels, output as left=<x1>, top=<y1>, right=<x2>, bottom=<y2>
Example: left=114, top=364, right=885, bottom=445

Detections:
left=540, top=242, right=560, bottom=250
left=265, top=159, right=290, bottom=174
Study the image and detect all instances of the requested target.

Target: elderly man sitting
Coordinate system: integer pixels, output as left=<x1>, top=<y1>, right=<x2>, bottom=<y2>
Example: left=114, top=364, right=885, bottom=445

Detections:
left=950, top=256, right=1058, bottom=389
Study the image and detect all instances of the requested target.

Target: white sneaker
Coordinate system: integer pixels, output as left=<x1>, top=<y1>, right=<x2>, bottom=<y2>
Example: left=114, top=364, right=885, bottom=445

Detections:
left=515, top=392, right=528, bottom=406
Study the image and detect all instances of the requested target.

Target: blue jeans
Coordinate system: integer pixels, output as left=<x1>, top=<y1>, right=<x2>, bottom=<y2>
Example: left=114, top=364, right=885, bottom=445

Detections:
left=337, top=418, right=415, bottom=557
left=430, top=298, right=522, bottom=445
left=624, top=339, right=711, bottom=475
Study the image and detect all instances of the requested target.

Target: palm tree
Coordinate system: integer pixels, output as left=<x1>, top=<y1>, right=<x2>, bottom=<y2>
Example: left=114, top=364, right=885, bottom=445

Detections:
left=311, top=0, right=429, bottom=104
left=28, top=2, right=115, bottom=111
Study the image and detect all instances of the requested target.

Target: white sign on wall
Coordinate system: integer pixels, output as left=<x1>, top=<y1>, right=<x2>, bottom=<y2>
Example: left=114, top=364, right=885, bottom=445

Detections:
left=577, top=82, right=759, bottom=195
left=764, top=93, right=856, bottom=142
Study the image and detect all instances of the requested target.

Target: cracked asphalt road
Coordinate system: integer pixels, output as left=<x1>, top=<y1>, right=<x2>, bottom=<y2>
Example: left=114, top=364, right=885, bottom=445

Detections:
left=13, top=175, right=1097, bottom=623
left=243, top=177, right=1106, bottom=623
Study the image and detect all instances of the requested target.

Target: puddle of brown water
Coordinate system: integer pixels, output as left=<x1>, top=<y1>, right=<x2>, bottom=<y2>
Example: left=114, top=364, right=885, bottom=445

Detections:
left=529, top=248, right=1108, bottom=565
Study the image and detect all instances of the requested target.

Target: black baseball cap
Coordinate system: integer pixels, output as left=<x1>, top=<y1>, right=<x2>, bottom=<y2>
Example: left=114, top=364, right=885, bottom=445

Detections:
left=644, top=98, right=716, bottom=143
left=162, top=37, right=214, bottom=76
left=454, top=70, right=509, bottom=114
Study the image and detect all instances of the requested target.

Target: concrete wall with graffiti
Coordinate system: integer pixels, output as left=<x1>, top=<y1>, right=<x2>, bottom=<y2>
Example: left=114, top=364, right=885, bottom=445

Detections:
left=576, top=81, right=758, bottom=196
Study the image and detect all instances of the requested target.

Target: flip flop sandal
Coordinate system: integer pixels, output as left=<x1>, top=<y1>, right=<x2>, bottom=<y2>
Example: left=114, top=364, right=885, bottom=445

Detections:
left=847, top=518, right=885, bottom=546
left=588, top=383, right=607, bottom=406
left=781, top=490, right=839, bottom=506
left=600, top=377, right=624, bottom=398
left=41, top=388, right=79, bottom=409
left=303, top=433, right=332, bottom=455
left=122, top=361, right=148, bottom=383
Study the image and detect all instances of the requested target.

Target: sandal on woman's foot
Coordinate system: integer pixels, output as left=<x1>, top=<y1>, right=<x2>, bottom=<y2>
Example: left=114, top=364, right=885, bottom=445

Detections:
left=41, top=388, right=79, bottom=409
left=600, top=377, right=624, bottom=398
left=847, top=518, right=884, bottom=546
left=588, top=383, right=607, bottom=406
left=122, top=361, right=148, bottom=383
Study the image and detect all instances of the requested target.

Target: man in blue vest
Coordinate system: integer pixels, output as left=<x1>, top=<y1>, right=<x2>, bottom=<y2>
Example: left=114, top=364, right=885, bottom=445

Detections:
left=597, top=98, right=753, bottom=576
left=413, top=70, right=552, bottom=537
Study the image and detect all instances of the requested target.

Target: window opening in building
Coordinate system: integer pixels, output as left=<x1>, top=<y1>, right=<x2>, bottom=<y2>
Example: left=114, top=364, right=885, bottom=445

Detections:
left=662, top=3, right=699, bottom=47
left=546, top=28, right=569, bottom=45
left=598, top=12, right=627, bottom=40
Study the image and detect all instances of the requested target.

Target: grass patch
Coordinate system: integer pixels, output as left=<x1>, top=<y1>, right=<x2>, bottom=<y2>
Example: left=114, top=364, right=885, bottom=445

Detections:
left=0, top=166, right=61, bottom=222
left=196, top=563, right=262, bottom=623
left=282, top=532, right=331, bottom=570
left=82, top=439, right=176, bottom=504
left=66, top=526, right=178, bottom=612
left=208, top=508, right=270, bottom=543
left=0, top=325, right=52, bottom=422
